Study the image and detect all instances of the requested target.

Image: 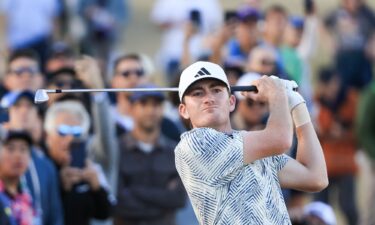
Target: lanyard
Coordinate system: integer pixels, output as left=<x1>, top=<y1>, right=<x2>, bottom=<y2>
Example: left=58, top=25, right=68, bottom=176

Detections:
left=0, top=191, right=18, bottom=225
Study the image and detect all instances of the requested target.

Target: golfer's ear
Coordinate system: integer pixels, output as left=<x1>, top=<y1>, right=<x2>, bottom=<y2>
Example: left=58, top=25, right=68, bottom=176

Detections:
left=179, top=103, right=190, bottom=120
left=229, top=94, right=236, bottom=113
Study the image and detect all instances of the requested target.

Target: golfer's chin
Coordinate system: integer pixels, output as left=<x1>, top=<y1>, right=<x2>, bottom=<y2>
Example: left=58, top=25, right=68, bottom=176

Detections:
left=193, top=114, right=224, bottom=129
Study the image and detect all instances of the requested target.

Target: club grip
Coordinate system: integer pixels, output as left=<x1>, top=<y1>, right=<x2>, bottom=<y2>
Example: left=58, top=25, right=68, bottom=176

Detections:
left=231, top=85, right=258, bottom=93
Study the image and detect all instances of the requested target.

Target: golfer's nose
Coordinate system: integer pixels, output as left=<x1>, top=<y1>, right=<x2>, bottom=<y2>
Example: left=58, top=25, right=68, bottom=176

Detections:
left=203, top=91, right=215, bottom=104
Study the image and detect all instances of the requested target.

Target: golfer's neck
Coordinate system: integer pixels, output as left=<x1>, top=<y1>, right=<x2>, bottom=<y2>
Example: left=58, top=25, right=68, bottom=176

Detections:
left=195, top=122, right=233, bottom=134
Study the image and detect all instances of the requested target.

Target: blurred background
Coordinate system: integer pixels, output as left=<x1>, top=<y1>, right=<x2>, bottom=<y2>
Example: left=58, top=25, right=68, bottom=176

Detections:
left=0, top=0, right=375, bottom=225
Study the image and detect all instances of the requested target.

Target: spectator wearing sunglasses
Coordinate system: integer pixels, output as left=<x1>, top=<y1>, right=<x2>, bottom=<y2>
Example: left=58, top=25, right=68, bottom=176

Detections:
left=1, top=90, right=64, bottom=225
left=45, top=67, right=85, bottom=106
left=0, top=49, right=44, bottom=99
left=110, top=53, right=148, bottom=134
left=44, top=100, right=113, bottom=225
left=231, top=73, right=268, bottom=131
left=246, top=46, right=278, bottom=76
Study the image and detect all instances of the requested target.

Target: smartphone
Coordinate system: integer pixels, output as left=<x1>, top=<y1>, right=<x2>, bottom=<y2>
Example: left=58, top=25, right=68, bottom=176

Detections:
left=190, top=9, right=201, bottom=27
left=304, top=0, right=314, bottom=14
left=0, top=107, right=9, bottom=123
left=70, top=141, right=87, bottom=168
left=224, top=10, right=238, bottom=23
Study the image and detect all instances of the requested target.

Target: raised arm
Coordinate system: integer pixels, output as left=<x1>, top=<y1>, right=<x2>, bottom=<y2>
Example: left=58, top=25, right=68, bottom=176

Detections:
left=242, top=76, right=293, bottom=164
left=278, top=95, right=328, bottom=192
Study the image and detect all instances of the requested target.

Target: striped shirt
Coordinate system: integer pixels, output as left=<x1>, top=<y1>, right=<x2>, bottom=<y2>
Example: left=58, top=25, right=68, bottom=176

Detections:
left=175, top=128, right=292, bottom=225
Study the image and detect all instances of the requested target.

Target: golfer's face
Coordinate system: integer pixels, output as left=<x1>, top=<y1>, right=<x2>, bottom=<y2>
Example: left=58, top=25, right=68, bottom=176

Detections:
left=180, top=79, right=235, bottom=129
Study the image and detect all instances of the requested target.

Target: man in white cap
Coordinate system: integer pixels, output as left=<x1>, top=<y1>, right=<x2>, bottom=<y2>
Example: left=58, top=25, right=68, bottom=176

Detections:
left=175, top=61, right=328, bottom=224
left=304, top=201, right=336, bottom=225
left=231, top=72, right=268, bottom=131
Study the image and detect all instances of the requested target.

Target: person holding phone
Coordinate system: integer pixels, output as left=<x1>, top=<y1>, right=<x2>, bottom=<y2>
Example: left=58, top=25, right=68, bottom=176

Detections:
left=44, top=100, right=113, bottom=225
left=151, top=0, right=223, bottom=79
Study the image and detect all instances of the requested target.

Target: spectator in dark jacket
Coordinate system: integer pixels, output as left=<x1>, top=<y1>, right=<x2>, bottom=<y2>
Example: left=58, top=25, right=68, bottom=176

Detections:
left=44, top=100, right=114, bottom=225
left=114, top=84, right=186, bottom=225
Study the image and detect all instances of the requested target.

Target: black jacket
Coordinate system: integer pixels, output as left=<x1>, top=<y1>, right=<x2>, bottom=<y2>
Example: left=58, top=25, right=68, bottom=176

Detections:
left=114, top=133, right=186, bottom=225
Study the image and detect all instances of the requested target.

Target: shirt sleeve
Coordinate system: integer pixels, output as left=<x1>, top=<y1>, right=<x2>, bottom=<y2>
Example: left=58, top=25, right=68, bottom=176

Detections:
left=176, top=128, right=244, bottom=187
left=271, top=154, right=291, bottom=172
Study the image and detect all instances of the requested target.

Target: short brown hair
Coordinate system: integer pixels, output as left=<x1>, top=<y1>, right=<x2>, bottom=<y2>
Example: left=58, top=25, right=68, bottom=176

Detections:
left=113, top=53, right=141, bottom=71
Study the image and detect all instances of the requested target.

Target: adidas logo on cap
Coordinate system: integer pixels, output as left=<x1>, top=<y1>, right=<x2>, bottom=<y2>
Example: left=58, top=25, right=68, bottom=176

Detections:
left=194, top=67, right=211, bottom=78
left=179, top=61, right=231, bottom=101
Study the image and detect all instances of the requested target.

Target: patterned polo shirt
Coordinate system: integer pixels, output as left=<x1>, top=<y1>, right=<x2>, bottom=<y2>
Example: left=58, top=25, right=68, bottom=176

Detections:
left=175, top=128, right=292, bottom=225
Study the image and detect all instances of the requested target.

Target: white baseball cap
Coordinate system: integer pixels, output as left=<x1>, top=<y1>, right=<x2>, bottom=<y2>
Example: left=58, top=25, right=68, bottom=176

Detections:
left=234, top=72, right=261, bottom=100
left=179, top=61, right=230, bottom=101
left=304, top=201, right=336, bottom=225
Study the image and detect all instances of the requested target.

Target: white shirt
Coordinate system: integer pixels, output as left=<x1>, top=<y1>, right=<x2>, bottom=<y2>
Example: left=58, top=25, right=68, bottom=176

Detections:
left=0, top=0, right=59, bottom=48
left=175, top=128, right=292, bottom=225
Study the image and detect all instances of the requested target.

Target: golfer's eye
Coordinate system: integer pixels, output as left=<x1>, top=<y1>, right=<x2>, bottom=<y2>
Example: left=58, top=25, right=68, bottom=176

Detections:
left=213, top=88, right=222, bottom=93
left=191, top=90, right=203, bottom=97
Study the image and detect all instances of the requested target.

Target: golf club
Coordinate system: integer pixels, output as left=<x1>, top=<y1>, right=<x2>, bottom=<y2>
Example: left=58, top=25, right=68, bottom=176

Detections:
left=34, top=86, right=259, bottom=104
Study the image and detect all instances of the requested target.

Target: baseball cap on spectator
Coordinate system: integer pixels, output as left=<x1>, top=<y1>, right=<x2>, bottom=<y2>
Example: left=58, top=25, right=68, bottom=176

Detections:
left=237, top=6, right=261, bottom=22
left=1, top=91, right=34, bottom=108
left=235, top=72, right=261, bottom=100
left=289, top=16, right=304, bottom=30
left=179, top=61, right=231, bottom=101
left=46, top=67, right=77, bottom=82
left=129, top=84, right=165, bottom=103
left=49, top=42, right=74, bottom=59
left=304, top=201, right=336, bottom=225
left=224, top=62, right=244, bottom=78
left=2, top=130, right=33, bottom=147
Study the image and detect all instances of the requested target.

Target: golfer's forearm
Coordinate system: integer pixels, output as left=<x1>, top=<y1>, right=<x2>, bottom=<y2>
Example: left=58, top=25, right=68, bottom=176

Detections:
left=266, top=94, right=293, bottom=151
left=295, top=113, right=328, bottom=189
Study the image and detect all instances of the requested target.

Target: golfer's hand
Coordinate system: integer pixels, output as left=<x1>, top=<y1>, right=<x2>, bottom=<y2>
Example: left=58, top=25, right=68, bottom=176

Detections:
left=271, top=76, right=305, bottom=111
left=242, top=75, right=287, bottom=103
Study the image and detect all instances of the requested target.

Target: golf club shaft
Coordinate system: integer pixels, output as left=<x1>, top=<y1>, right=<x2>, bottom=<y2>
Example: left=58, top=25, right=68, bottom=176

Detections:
left=43, top=86, right=258, bottom=94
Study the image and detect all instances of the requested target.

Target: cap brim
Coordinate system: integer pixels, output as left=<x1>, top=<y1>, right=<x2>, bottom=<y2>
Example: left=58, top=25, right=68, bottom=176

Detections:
left=182, top=77, right=230, bottom=99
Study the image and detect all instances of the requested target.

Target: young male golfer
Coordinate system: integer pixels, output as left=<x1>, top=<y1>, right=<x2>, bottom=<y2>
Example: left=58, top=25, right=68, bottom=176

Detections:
left=175, top=61, right=328, bottom=225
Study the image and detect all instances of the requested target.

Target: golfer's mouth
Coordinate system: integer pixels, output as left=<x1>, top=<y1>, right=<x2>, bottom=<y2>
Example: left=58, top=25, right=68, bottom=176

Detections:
left=202, top=106, right=218, bottom=112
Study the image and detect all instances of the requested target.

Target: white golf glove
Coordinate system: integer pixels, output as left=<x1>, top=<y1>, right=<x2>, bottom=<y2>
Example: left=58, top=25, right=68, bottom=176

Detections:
left=270, top=76, right=305, bottom=111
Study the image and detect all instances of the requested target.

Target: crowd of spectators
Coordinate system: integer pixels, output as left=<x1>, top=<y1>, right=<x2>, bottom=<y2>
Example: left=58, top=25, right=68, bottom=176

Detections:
left=0, top=0, right=374, bottom=225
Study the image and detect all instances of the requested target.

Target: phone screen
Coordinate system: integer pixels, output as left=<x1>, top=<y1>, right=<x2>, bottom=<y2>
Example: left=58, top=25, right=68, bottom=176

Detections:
left=70, top=141, right=87, bottom=168
left=224, top=10, right=237, bottom=23
left=190, top=9, right=201, bottom=27
left=0, top=107, right=9, bottom=123
left=304, top=0, right=314, bottom=14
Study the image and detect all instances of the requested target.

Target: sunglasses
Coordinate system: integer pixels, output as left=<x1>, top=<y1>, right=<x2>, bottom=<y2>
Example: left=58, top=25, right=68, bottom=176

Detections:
left=57, top=125, right=83, bottom=137
left=9, top=67, right=39, bottom=76
left=260, top=59, right=275, bottom=66
left=54, top=80, right=76, bottom=88
left=246, top=99, right=266, bottom=108
left=117, top=69, right=144, bottom=77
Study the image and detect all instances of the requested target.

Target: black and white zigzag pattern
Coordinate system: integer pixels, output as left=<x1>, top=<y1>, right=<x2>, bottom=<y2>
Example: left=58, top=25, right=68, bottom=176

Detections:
left=175, top=128, right=292, bottom=225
